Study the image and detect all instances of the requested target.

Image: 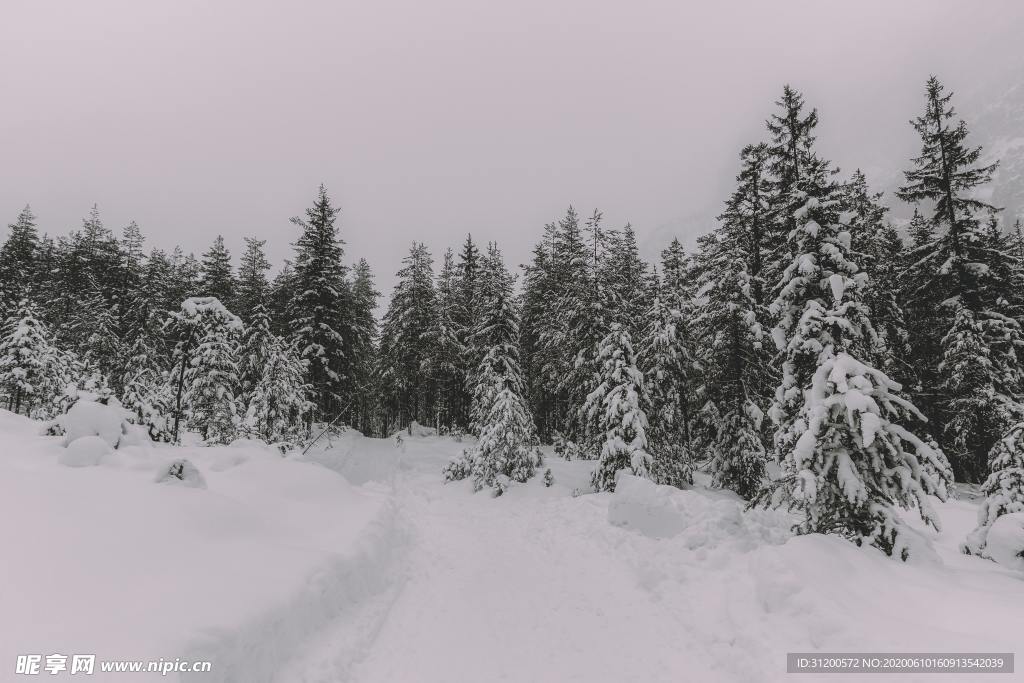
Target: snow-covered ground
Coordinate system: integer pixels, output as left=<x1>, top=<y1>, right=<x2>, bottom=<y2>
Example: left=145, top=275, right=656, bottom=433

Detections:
left=2, top=409, right=1023, bottom=682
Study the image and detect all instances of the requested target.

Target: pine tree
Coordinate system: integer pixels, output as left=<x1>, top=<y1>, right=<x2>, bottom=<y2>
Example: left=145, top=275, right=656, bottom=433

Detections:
left=348, top=259, right=380, bottom=434
left=289, top=186, right=350, bottom=418
left=235, top=237, right=271, bottom=322
left=897, top=76, right=1023, bottom=481
left=200, top=235, right=235, bottom=305
left=378, top=242, right=436, bottom=429
left=963, top=422, right=1024, bottom=556
left=841, top=170, right=912, bottom=381
left=639, top=292, right=695, bottom=487
left=238, top=303, right=275, bottom=403
left=520, top=220, right=561, bottom=441
left=169, top=248, right=201, bottom=307
left=165, top=297, right=242, bottom=442
left=244, top=335, right=312, bottom=445
left=758, top=186, right=953, bottom=559
left=602, top=225, right=649, bottom=338
left=424, top=249, right=466, bottom=430
left=765, top=85, right=835, bottom=276
left=689, top=142, right=777, bottom=498
left=0, top=301, right=75, bottom=415
left=116, top=221, right=150, bottom=359
left=444, top=249, right=538, bottom=493
left=181, top=299, right=243, bottom=444
left=0, top=206, right=40, bottom=319
left=558, top=209, right=614, bottom=445
left=692, top=229, right=768, bottom=499
left=121, top=335, right=174, bottom=442
left=586, top=324, right=653, bottom=492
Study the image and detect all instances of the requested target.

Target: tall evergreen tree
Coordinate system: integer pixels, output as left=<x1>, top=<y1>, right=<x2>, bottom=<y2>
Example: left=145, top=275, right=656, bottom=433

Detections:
left=235, top=237, right=271, bottom=322
left=0, top=206, right=40, bottom=319
left=759, top=186, right=952, bottom=559
left=586, top=324, right=653, bottom=492
left=200, top=235, right=235, bottom=305
left=347, top=258, right=381, bottom=434
left=378, top=242, right=436, bottom=429
left=897, top=76, right=1022, bottom=481
left=289, top=185, right=350, bottom=418
left=444, top=245, right=538, bottom=493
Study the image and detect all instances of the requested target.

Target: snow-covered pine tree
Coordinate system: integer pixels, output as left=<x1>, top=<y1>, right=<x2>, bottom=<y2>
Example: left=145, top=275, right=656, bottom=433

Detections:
left=759, top=183, right=953, bottom=559
left=938, top=304, right=1016, bottom=482
left=238, top=302, right=275, bottom=404
left=289, top=186, right=350, bottom=419
left=200, top=235, right=235, bottom=306
left=559, top=209, right=617, bottom=446
left=841, top=170, right=913, bottom=384
left=245, top=335, right=313, bottom=446
left=120, top=335, right=175, bottom=442
left=465, top=243, right=517, bottom=433
left=443, top=246, right=539, bottom=494
left=765, top=86, right=835, bottom=283
left=691, top=228, right=768, bottom=499
left=0, top=301, right=55, bottom=414
left=639, top=292, right=695, bottom=487
left=423, top=248, right=466, bottom=431
left=585, top=323, right=653, bottom=492
left=897, top=75, right=1024, bottom=481
left=73, top=272, right=123, bottom=383
left=114, top=221, right=151, bottom=370
left=520, top=222, right=557, bottom=439
left=963, top=422, right=1024, bottom=556
left=602, top=225, right=649, bottom=339
left=687, top=142, right=777, bottom=498
left=268, top=260, right=295, bottom=336
left=165, top=297, right=243, bottom=443
left=167, top=248, right=202, bottom=311
left=182, top=298, right=243, bottom=445
left=235, top=237, right=272, bottom=322
left=377, top=242, right=437, bottom=429
left=0, top=300, right=82, bottom=418
left=347, top=258, right=380, bottom=435
left=0, top=206, right=40, bottom=321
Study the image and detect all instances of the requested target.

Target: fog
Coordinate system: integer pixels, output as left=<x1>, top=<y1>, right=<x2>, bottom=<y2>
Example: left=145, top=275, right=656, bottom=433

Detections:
left=2, top=0, right=1022, bottom=297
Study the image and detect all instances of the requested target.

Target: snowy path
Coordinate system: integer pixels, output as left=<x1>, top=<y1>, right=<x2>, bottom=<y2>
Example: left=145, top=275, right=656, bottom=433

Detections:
left=292, top=434, right=1024, bottom=683
left=346, top=445, right=721, bottom=683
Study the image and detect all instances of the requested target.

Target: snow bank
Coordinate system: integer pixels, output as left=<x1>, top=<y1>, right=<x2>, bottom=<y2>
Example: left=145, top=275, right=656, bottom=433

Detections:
left=0, top=409, right=398, bottom=682
left=608, top=473, right=792, bottom=550
left=58, top=435, right=112, bottom=467
left=985, top=512, right=1024, bottom=572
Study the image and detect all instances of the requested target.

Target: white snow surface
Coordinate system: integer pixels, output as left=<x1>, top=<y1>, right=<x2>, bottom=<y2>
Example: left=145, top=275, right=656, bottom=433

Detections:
left=2, top=408, right=1024, bottom=682
left=985, top=512, right=1024, bottom=572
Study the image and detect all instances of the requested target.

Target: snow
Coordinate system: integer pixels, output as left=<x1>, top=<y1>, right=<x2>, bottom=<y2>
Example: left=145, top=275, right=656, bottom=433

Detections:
left=58, top=435, right=112, bottom=467
left=3, top=410, right=1024, bottom=682
left=58, top=398, right=129, bottom=448
left=985, top=512, right=1024, bottom=572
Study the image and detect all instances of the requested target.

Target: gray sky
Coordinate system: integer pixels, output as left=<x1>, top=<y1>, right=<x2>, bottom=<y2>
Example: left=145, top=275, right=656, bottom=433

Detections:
left=2, top=0, right=1023, bottom=301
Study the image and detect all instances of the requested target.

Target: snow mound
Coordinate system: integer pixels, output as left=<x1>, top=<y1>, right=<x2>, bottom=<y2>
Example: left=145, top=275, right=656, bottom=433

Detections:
left=60, top=398, right=129, bottom=448
left=986, top=512, right=1024, bottom=572
left=607, top=474, right=791, bottom=549
left=155, top=458, right=207, bottom=489
left=58, top=435, right=112, bottom=467
left=607, top=474, right=689, bottom=538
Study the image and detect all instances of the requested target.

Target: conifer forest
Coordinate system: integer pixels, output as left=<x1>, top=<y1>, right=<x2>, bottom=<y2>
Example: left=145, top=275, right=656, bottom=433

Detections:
left=3, top=6, right=1024, bottom=674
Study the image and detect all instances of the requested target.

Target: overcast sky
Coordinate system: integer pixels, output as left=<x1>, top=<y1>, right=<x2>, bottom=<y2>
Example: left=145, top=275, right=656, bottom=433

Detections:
left=2, top=0, right=1023, bottom=301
